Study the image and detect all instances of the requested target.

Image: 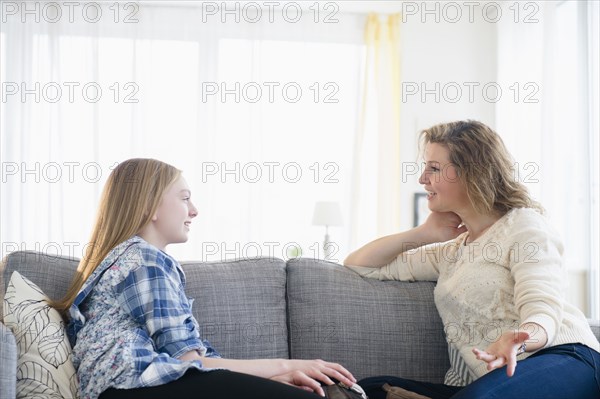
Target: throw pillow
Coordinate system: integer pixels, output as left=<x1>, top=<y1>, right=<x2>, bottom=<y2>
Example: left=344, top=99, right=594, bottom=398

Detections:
left=3, top=271, right=79, bottom=398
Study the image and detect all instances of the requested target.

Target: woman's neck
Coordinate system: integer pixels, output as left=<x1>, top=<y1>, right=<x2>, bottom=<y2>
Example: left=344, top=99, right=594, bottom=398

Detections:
left=460, top=211, right=504, bottom=244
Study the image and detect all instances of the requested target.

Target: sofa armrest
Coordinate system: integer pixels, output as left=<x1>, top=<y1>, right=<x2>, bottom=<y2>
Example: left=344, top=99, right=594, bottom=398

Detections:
left=0, top=321, right=17, bottom=399
left=588, top=319, right=600, bottom=343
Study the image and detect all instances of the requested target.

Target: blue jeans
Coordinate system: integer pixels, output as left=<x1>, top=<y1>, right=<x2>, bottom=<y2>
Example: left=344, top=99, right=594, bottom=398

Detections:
left=359, top=343, right=600, bottom=399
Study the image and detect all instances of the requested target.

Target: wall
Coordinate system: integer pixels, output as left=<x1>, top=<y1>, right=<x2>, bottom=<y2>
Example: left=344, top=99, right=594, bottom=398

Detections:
left=396, top=10, right=498, bottom=232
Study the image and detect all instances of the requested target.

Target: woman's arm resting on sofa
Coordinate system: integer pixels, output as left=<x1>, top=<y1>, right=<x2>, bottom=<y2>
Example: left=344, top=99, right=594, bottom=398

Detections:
left=343, top=228, right=429, bottom=267
left=344, top=211, right=466, bottom=267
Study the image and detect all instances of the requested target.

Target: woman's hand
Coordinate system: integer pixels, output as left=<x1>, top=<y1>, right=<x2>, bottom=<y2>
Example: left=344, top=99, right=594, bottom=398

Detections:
left=472, top=330, right=529, bottom=377
left=344, top=211, right=466, bottom=267
left=420, top=211, right=467, bottom=243
left=271, top=359, right=356, bottom=397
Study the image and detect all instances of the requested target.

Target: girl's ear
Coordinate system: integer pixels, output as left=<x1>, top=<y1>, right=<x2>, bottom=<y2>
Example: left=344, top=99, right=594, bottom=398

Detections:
left=144, top=207, right=159, bottom=222
left=148, top=208, right=159, bottom=222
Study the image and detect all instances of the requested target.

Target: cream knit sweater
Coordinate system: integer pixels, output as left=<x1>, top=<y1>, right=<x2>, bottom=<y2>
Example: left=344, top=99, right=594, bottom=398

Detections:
left=347, top=208, right=600, bottom=382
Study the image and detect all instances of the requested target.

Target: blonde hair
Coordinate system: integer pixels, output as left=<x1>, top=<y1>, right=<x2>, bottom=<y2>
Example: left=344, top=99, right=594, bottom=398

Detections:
left=419, top=120, right=543, bottom=215
left=51, top=158, right=181, bottom=314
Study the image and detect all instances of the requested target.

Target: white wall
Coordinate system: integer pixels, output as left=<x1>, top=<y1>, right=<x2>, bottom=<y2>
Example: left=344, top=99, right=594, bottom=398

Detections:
left=397, top=13, right=497, bottom=231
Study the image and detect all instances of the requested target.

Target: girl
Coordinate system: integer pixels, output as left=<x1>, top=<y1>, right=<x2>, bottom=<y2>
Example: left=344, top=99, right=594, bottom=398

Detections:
left=344, top=120, right=600, bottom=399
left=52, top=158, right=356, bottom=399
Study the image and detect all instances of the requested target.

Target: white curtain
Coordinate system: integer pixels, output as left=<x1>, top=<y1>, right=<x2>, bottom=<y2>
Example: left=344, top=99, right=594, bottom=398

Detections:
left=0, top=2, right=366, bottom=262
left=349, top=13, right=402, bottom=250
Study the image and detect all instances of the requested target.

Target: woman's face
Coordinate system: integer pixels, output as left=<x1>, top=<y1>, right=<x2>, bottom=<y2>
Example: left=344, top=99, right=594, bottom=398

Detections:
left=418, top=142, right=470, bottom=214
left=152, top=175, right=198, bottom=247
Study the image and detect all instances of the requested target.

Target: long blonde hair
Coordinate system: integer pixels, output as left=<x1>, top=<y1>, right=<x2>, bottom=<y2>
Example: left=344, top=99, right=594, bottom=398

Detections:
left=419, top=120, right=543, bottom=215
left=51, top=158, right=181, bottom=314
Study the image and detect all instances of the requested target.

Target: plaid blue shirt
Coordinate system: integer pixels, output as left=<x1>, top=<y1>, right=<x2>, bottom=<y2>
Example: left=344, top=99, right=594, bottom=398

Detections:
left=68, top=236, right=220, bottom=399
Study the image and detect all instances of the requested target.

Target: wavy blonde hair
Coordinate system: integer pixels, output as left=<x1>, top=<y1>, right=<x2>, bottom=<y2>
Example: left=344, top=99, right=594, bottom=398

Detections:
left=51, top=158, right=181, bottom=314
left=419, top=120, right=543, bottom=216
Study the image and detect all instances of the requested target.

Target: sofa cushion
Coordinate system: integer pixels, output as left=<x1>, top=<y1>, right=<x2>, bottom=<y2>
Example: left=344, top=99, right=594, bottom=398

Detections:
left=286, top=258, right=450, bottom=383
left=180, top=257, right=289, bottom=359
left=3, top=271, right=79, bottom=398
left=1, top=252, right=290, bottom=360
left=1, top=251, right=79, bottom=321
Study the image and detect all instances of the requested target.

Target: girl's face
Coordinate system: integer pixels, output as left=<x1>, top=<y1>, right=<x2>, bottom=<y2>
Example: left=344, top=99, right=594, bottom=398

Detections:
left=418, top=143, right=470, bottom=214
left=151, top=175, right=198, bottom=248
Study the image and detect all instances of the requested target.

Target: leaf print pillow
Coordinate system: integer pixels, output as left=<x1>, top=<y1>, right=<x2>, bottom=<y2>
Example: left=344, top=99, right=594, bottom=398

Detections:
left=3, top=271, right=79, bottom=399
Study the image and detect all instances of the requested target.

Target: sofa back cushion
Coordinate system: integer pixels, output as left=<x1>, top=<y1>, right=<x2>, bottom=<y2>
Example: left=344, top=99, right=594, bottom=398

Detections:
left=1, top=251, right=77, bottom=320
left=180, top=258, right=289, bottom=359
left=1, top=251, right=289, bottom=360
left=286, top=258, right=450, bottom=383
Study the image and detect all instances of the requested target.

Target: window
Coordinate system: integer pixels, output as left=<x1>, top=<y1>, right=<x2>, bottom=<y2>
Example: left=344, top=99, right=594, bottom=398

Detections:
left=0, top=9, right=365, bottom=264
left=196, top=38, right=362, bottom=262
left=586, top=0, right=599, bottom=319
left=1, top=31, right=4, bottom=134
left=548, top=0, right=599, bottom=318
left=496, top=1, right=599, bottom=318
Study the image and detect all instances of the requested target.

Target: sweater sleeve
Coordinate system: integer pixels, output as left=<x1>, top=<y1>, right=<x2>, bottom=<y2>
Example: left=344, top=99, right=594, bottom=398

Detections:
left=346, top=239, right=459, bottom=281
left=509, top=209, right=565, bottom=348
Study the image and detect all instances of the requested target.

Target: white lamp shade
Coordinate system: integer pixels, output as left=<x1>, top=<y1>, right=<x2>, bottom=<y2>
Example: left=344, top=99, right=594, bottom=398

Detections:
left=312, top=201, right=343, bottom=227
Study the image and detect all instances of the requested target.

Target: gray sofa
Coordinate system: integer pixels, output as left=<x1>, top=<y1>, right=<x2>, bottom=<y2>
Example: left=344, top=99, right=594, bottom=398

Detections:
left=1, top=250, right=599, bottom=399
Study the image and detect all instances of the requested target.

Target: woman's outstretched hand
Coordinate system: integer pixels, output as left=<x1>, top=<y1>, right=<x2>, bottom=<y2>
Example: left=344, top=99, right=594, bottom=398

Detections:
left=270, top=359, right=356, bottom=397
left=472, top=330, right=530, bottom=377
left=420, top=211, right=467, bottom=243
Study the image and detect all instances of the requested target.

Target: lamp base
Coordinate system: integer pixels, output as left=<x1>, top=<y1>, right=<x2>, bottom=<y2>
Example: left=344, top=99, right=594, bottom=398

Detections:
left=323, top=232, right=332, bottom=259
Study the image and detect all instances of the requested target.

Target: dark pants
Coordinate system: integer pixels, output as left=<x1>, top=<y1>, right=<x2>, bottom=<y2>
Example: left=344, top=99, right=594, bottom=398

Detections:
left=99, top=369, right=321, bottom=399
left=359, top=343, right=600, bottom=399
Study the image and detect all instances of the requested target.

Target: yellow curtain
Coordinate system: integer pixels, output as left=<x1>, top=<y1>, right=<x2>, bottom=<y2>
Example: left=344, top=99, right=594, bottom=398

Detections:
left=349, top=13, right=401, bottom=250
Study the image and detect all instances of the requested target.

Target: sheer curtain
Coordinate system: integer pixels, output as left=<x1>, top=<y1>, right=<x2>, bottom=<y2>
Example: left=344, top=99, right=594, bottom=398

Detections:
left=0, top=3, right=366, bottom=262
left=349, top=13, right=401, bottom=250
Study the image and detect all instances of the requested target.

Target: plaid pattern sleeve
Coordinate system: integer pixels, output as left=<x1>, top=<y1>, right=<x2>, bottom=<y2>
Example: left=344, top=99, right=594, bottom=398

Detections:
left=68, top=237, right=223, bottom=398
left=114, top=247, right=206, bottom=358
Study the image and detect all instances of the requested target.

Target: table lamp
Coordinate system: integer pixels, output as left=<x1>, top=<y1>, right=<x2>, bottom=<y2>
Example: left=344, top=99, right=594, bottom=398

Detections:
left=312, top=201, right=343, bottom=259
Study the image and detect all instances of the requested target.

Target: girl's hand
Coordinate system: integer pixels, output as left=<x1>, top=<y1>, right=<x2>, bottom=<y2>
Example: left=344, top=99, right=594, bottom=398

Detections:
left=271, top=359, right=356, bottom=396
left=271, top=370, right=327, bottom=396
left=420, top=211, right=467, bottom=243
left=472, top=330, right=530, bottom=377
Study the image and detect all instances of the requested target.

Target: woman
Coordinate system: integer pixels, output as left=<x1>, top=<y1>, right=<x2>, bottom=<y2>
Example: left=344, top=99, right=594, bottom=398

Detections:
left=52, top=158, right=356, bottom=399
left=344, top=120, right=600, bottom=399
